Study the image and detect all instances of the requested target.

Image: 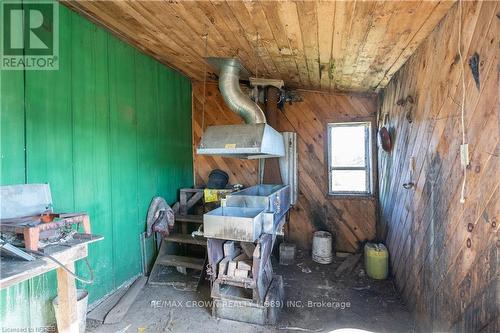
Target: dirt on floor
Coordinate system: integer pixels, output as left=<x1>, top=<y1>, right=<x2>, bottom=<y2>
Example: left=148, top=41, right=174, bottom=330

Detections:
left=88, top=250, right=415, bottom=333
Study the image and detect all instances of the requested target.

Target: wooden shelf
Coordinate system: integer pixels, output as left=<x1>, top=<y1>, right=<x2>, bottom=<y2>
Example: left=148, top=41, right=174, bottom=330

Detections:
left=157, top=255, right=205, bottom=270
left=175, top=214, right=203, bottom=224
left=164, top=233, right=206, bottom=246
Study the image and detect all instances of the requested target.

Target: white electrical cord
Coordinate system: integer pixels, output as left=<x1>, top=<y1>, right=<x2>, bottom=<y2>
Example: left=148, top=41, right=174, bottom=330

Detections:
left=457, top=0, right=467, bottom=204
left=201, top=29, right=208, bottom=133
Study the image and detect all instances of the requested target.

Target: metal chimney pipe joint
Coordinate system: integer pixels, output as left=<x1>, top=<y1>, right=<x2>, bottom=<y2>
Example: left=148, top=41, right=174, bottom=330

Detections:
left=218, top=59, right=266, bottom=124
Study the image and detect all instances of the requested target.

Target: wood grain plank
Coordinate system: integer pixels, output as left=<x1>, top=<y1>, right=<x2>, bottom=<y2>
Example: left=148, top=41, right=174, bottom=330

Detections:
left=348, top=1, right=398, bottom=90
left=331, top=0, right=356, bottom=91
left=242, top=0, right=293, bottom=84
left=194, top=1, right=262, bottom=76
left=336, top=1, right=378, bottom=91
left=296, top=1, right=320, bottom=89
left=316, top=1, right=335, bottom=91
left=225, top=0, right=281, bottom=78
left=275, top=1, right=311, bottom=87
left=375, top=1, right=457, bottom=89
left=259, top=0, right=302, bottom=87
left=210, top=0, right=271, bottom=77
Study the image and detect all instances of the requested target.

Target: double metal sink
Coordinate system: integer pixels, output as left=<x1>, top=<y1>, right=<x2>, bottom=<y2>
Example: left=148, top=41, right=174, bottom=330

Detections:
left=203, top=184, right=290, bottom=242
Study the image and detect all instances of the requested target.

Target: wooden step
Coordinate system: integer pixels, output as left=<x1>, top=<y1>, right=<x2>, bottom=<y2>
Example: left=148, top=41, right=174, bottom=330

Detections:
left=175, top=214, right=203, bottom=224
left=157, top=255, right=205, bottom=270
left=164, top=233, right=206, bottom=246
left=180, top=188, right=204, bottom=193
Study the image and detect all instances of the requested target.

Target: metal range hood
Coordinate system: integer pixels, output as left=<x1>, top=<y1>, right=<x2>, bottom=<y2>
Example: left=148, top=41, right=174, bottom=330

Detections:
left=196, top=58, right=285, bottom=159
left=197, top=123, right=285, bottom=159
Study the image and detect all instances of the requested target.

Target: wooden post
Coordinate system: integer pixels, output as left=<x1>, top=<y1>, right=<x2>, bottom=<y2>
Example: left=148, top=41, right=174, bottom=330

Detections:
left=81, top=215, right=91, bottom=234
left=56, top=262, right=78, bottom=333
left=180, top=190, right=188, bottom=215
left=23, top=226, right=40, bottom=251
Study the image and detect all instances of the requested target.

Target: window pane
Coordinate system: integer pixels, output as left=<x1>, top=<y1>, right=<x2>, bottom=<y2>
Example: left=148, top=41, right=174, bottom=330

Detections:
left=331, top=169, right=367, bottom=193
left=330, top=125, right=366, bottom=167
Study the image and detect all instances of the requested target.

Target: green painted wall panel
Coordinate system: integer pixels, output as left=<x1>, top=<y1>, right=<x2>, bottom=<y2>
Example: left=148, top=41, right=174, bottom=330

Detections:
left=135, top=55, right=161, bottom=273
left=0, top=284, right=31, bottom=327
left=156, top=68, right=174, bottom=202
left=23, top=7, right=73, bottom=326
left=136, top=54, right=159, bottom=224
left=0, top=69, right=25, bottom=184
left=108, top=37, right=141, bottom=287
left=156, top=68, right=193, bottom=204
left=0, top=2, right=192, bottom=328
left=25, top=6, right=74, bottom=212
left=70, top=12, right=114, bottom=302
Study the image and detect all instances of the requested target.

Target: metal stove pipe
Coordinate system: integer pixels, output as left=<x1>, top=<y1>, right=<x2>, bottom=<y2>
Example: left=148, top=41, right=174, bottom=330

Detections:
left=219, top=59, right=266, bottom=124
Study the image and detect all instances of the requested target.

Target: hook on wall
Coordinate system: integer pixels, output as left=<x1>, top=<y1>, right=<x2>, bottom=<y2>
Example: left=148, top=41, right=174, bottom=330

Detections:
left=403, top=157, right=416, bottom=190
left=402, top=182, right=415, bottom=190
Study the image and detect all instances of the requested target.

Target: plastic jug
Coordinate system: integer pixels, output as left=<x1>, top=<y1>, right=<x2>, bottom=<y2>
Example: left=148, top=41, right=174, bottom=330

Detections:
left=364, top=242, right=389, bottom=280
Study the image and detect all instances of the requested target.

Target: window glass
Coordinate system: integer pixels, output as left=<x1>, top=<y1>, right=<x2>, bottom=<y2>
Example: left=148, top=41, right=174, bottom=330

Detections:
left=330, top=170, right=367, bottom=192
left=328, top=122, right=371, bottom=194
left=330, top=125, right=366, bottom=167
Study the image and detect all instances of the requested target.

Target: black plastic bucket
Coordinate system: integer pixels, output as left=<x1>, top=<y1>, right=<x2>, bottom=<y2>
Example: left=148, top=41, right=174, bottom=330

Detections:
left=207, top=169, right=229, bottom=189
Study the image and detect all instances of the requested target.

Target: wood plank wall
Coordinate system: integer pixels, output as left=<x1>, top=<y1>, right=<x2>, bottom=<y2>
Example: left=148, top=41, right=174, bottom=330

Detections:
left=193, top=83, right=378, bottom=252
left=378, top=1, right=499, bottom=331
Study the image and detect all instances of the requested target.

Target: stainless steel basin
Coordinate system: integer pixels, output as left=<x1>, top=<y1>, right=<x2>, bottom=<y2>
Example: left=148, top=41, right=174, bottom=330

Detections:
left=225, top=184, right=289, bottom=213
left=225, top=184, right=290, bottom=233
left=203, top=184, right=291, bottom=241
left=203, top=207, right=263, bottom=242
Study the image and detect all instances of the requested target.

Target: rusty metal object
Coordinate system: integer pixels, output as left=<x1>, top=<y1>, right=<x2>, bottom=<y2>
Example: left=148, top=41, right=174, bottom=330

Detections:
left=378, top=126, right=392, bottom=152
left=41, top=213, right=56, bottom=223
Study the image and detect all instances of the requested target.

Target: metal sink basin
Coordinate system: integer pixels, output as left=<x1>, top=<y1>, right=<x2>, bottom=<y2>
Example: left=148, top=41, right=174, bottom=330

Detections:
left=203, top=207, right=263, bottom=242
left=225, top=184, right=290, bottom=234
left=203, top=184, right=291, bottom=241
left=225, top=184, right=289, bottom=214
left=231, top=184, right=286, bottom=196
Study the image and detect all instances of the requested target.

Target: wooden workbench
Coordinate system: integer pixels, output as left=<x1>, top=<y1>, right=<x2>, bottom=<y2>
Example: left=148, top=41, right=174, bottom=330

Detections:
left=0, top=234, right=103, bottom=333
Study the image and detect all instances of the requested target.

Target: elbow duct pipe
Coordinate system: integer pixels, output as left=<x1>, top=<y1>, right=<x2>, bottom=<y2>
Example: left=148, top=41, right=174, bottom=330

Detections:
left=218, top=59, right=266, bottom=124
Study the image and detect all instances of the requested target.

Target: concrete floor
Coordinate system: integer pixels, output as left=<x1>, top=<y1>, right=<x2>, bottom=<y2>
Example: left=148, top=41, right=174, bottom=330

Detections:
left=88, top=250, right=415, bottom=333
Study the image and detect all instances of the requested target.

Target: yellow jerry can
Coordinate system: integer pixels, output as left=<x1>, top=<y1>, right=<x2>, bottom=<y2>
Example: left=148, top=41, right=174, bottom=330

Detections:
left=364, top=242, right=389, bottom=280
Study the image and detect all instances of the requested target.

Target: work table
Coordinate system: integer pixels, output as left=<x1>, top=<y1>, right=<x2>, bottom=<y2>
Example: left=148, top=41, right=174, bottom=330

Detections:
left=0, top=233, right=103, bottom=332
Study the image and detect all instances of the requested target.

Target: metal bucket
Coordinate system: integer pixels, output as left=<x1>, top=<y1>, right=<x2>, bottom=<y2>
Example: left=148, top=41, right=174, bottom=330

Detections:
left=52, top=289, right=88, bottom=333
left=312, top=231, right=333, bottom=264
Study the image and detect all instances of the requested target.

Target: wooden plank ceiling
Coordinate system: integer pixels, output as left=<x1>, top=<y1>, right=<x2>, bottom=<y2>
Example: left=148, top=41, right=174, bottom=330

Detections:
left=63, top=0, right=455, bottom=92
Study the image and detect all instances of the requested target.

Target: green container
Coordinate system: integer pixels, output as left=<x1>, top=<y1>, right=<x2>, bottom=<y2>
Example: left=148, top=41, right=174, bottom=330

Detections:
left=364, top=242, right=389, bottom=280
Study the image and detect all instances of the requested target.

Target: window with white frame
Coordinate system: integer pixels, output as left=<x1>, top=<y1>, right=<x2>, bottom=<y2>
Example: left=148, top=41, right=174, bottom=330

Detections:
left=327, top=122, right=372, bottom=195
